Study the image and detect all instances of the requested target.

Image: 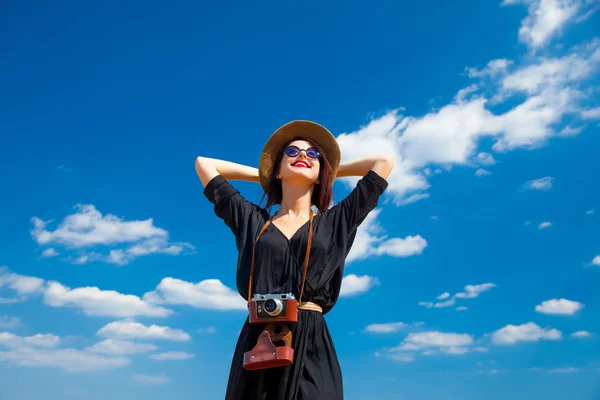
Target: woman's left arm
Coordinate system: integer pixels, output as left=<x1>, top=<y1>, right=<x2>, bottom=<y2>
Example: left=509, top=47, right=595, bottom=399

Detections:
left=335, top=155, right=394, bottom=180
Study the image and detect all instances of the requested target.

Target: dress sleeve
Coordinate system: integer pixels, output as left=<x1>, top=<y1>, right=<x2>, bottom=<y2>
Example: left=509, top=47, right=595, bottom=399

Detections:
left=328, top=170, right=389, bottom=235
left=203, top=175, right=266, bottom=242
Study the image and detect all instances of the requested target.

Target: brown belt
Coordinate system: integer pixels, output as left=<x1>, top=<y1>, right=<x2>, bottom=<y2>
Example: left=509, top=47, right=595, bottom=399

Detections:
left=297, top=301, right=323, bottom=313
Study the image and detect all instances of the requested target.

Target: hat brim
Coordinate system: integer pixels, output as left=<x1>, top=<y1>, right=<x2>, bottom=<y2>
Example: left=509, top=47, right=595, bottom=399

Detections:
left=258, top=120, right=341, bottom=192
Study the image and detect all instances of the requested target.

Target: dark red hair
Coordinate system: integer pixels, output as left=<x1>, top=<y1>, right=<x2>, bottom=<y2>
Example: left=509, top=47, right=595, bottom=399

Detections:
left=261, top=137, right=333, bottom=213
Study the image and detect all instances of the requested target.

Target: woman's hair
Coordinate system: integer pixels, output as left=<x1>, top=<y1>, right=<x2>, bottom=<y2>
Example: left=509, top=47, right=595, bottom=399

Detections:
left=261, top=137, right=333, bottom=213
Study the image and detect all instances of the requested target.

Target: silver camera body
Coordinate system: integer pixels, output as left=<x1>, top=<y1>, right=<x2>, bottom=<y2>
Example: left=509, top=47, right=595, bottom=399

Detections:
left=251, top=293, right=296, bottom=318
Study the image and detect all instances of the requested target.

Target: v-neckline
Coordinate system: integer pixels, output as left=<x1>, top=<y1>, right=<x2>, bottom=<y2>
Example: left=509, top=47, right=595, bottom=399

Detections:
left=270, top=213, right=314, bottom=242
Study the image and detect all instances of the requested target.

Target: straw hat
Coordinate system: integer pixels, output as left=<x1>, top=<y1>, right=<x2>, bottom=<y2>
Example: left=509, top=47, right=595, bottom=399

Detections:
left=258, top=120, right=341, bottom=192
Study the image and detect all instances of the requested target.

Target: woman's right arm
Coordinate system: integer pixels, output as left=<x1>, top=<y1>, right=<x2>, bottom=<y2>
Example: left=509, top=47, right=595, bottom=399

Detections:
left=195, top=157, right=260, bottom=187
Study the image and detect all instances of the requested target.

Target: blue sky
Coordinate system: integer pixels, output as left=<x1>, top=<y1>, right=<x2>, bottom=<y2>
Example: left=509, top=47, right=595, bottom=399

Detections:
left=1, top=1, right=599, bottom=399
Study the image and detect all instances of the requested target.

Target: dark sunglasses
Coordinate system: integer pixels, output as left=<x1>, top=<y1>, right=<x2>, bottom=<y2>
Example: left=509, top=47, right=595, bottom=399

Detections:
left=283, top=145, right=321, bottom=159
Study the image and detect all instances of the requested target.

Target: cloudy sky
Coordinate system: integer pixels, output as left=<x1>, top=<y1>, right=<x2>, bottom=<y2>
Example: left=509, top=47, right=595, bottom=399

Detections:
left=1, top=1, right=599, bottom=399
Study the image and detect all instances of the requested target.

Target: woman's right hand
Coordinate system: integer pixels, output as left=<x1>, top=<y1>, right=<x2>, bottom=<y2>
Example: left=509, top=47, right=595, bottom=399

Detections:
left=195, top=157, right=260, bottom=187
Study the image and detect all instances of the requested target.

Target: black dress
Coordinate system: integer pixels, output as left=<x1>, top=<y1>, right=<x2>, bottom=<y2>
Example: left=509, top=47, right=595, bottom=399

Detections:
left=203, top=170, right=389, bottom=400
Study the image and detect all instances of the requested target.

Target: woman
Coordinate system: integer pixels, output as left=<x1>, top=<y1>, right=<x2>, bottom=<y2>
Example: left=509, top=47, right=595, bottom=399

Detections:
left=196, top=120, right=393, bottom=400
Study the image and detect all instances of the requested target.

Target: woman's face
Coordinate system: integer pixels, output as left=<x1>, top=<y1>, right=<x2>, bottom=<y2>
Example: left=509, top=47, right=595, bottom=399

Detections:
left=277, top=140, right=321, bottom=186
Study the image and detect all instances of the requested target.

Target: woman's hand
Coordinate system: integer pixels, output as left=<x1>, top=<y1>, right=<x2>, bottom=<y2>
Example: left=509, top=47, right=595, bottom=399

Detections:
left=195, top=157, right=260, bottom=187
left=335, top=155, right=394, bottom=180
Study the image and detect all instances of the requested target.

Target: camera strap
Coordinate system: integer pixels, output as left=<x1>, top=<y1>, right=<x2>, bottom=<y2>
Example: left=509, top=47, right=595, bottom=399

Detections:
left=247, top=211, right=315, bottom=304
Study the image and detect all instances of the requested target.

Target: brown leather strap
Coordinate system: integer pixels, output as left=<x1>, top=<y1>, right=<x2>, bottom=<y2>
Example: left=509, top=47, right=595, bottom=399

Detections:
left=298, top=211, right=313, bottom=304
left=247, top=211, right=314, bottom=304
left=247, top=217, right=273, bottom=303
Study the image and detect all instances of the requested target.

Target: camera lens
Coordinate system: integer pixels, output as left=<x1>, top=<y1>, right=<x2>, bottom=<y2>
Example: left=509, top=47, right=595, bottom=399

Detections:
left=264, top=299, right=283, bottom=316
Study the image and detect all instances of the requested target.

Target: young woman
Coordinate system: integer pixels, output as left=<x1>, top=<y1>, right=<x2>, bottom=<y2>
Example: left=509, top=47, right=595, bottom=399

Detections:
left=196, top=120, right=393, bottom=400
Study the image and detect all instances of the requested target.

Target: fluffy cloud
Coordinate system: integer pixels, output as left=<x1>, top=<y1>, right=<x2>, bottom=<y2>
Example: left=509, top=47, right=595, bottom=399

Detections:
left=455, top=283, right=496, bottom=299
left=40, top=248, right=59, bottom=258
left=142, top=277, right=246, bottom=311
left=0, top=267, right=46, bottom=302
left=571, top=330, right=594, bottom=338
left=0, top=333, right=60, bottom=349
left=538, top=222, right=553, bottom=229
left=85, top=339, right=158, bottom=355
left=339, top=274, right=379, bottom=297
left=420, top=283, right=496, bottom=309
left=492, top=322, right=562, bottom=344
left=0, top=348, right=129, bottom=372
left=346, top=209, right=427, bottom=263
left=589, top=255, right=600, bottom=266
left=501, top=0, right=589, bottom=49
left=364, top=322, right=407, bottom=333
left=387, top=331, right=476, bottom=360
left=149, top=351, right=195, bottom=361
left=522, top=176, right=554, bottom=190
left=335, top=38, right=599, bottom=205
left=535, top=298, right=584, bottom=315
left=30, top=204, right=194, bottom=265
left=97, top=321, right=191, bottom=342
left=44, top=281, right=172, bottom=318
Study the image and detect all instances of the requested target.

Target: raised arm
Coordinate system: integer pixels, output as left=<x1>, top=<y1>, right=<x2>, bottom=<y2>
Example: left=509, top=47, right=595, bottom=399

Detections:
left=335, top=155, right=394, bottom=180
left=195, top=157, right=260, bottom=187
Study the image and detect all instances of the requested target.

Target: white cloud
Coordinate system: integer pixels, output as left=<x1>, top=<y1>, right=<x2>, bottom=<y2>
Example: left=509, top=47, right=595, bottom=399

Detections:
left=340, top=274, right=379, bottom=297
left=149, top=351, right=195, bottom=361
left=97, top=321, right=191, bottom=342
left=346, top=209, right=427, bottom=263
left=581, top=107, right=600, bottom=119
left=0, top=347, right=129, bottom=372
left=85, top=339, right=158, bottom=355
left=132, top=374, right=171, bottom=385
left=571, top=330, right=593, bottom=338
left=476, top=168, right=492, bottom=177
left=0, top=332, right=60, bottom=349
left=467, top=59, right=514, bottom=78
left=41, top=248, right=59, bottom=258
left=535, top=298, right=584, bottom=315
left=0, top=316, right=22, bottom=329
left=455, top=306, right=469, bottom=311
left=538, top=221, right=553, bottom=229
left=589, top=255, right=600, bottom=266
left=364, top=322, right=407, bottom=333
left=0, top=267, right=46, bottom=301
left=476, top=152, right=497, bottom=165
left=586, top=209, right=595, bottom=215
left=454, top=283, right=497, bottom=299
left=332, top=11, right=597, bottom=206
left=492, top=322, right=562, bottom=345
left=422, top=283, right=496, bottom=309
left=523, top=177, right=554, bottom=190
left=196, top=326, right=216, bottom=334
left=397, top=331, right=474, bottom=349
left=44, top=281, right=172, bottom=318
left=501, top=0, right=584, bottom=49
left=387, top=331, right=476, bottom=359
left=30, top=204, right=194, bottom=265
left=142, top=277, right=246, bottom=311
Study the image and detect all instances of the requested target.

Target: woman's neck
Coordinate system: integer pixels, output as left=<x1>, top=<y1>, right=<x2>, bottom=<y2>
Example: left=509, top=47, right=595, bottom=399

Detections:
left=277, top=182, right=313, bottom=218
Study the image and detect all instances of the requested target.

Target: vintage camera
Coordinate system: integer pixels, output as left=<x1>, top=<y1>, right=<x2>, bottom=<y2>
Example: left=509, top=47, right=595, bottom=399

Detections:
left=248, top=293, right=298, bottom=324
left=244, top=293, right=298, bottom=370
